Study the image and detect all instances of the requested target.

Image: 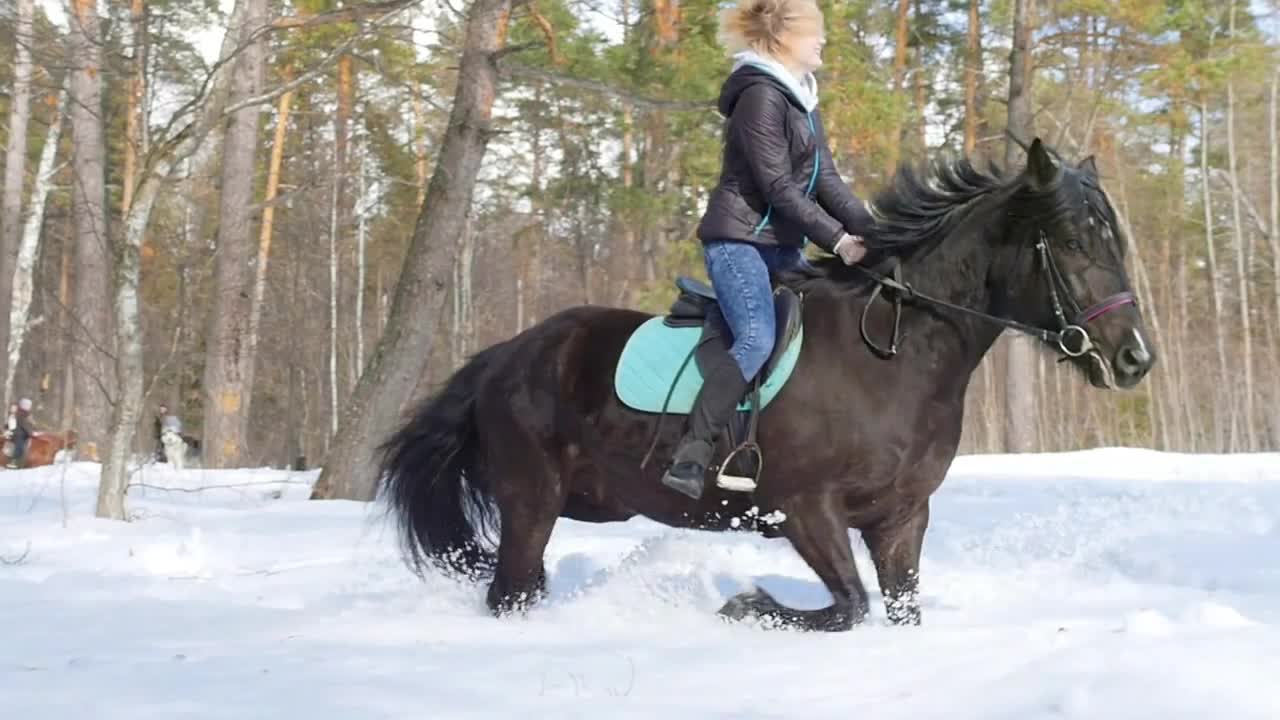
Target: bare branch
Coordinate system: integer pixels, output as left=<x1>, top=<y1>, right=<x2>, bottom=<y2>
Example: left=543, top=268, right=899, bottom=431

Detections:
left=270, top=0, right=421, bottom=30
left=493, top=40, right=546, bottom=61
left=438, top=0, right=467, bottom=19
left=141, top=325, right=183, bottom=409
left=223, top=4, right=413, bottom=116
left=127, top=479, right=313, bottom=494
left=154, top=1, right=417, bottom=157
left=497, top=63, right=715, bottom=112
left=1210, top=168, right=1273, bottom=240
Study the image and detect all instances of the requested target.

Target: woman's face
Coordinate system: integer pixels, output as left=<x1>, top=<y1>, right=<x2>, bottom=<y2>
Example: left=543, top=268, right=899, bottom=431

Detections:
left=779, top=24, right=825, bottom=74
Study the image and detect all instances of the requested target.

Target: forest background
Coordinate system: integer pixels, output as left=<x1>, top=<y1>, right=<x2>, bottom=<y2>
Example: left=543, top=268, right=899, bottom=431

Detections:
left=0, top=0, right=1276, bottom=513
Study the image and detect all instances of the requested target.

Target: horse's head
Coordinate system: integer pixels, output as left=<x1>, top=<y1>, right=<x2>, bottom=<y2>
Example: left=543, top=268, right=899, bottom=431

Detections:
left=1004, top=138, right=1155, bottom=390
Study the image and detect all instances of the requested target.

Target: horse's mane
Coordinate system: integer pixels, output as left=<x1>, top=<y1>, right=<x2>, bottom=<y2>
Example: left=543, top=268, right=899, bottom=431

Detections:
left=865, top=156, right=1008, bottom=262
left=786, top=156, right=1009, bottom=291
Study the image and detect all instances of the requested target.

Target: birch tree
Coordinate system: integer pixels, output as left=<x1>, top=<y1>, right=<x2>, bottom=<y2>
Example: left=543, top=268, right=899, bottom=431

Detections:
left=6, top=89, right=66, bottom=401
left=1224, top=0, right=1255, bottom=450
left=96, top=0, right=417, bottom=518
left=0, top=0, right=34, bottom=405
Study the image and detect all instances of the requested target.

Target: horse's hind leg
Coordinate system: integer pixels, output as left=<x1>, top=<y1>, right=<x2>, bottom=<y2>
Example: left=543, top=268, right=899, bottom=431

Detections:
left=484, top=439, right=568, bottom=617
left=720, top=495, right=869, bottom=631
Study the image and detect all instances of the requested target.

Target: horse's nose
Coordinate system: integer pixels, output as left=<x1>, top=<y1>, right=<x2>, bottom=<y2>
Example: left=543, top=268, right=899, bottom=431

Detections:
left=1114, top=337, right=1154, bottom=387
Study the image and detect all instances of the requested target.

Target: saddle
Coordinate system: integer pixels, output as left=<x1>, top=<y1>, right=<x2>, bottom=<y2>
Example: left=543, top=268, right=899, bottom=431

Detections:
left=662, top=275, right=803, bottom=388
left=622, top=276, right=806, bottom=492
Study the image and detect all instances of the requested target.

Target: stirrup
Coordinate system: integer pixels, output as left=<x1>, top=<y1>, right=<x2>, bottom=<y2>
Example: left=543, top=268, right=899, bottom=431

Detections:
left=714, top=442, right=761, bottom=493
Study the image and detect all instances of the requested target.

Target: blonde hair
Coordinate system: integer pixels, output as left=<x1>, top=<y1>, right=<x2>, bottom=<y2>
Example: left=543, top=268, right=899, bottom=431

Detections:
left=718, top=0, right=824, bottom=57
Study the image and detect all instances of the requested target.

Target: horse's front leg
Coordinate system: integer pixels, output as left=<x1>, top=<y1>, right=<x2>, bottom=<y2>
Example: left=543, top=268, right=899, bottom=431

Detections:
left=719, top=493, right=870, bottom=631
left=862, top=502, right=929, bottom=625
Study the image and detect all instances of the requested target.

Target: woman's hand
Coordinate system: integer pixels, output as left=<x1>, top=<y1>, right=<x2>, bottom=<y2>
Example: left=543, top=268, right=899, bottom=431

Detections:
left=833, top=233, right=867, bottom=265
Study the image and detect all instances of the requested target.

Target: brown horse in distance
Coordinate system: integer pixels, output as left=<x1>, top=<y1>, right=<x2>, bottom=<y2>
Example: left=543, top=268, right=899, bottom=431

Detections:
left=1, top=430, right=78, bottom=469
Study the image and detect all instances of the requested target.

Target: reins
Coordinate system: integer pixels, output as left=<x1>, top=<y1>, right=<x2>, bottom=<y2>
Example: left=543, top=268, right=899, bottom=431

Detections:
left=856, top=230, right=1134, bottom=359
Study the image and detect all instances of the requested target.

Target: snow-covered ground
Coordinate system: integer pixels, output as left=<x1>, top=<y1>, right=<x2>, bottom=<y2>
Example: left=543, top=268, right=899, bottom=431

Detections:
left=3, top=449, right=1279, bottom=719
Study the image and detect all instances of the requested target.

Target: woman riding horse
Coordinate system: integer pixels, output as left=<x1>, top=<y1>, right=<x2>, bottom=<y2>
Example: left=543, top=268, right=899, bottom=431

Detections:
left=663, top=0, right=876, bottom=498
left=4, top=398, right=35, bottom=469
left=377, top=6, right=1156, bottom=630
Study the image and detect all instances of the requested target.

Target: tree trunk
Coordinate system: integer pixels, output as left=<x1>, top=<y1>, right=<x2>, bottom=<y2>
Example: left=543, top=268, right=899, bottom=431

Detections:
left=356, top=149, right=367, bottom=375
left=0, top=0, right=34, bottom=406
left=1003, top=0, right=1034, bottom=170
left=286, top=224, right=303, bottom=468
left=58, top=230, right=74, bottom=431
left=963, top=0, right=981, bottom=157
left=885, top=0, right=911, bottom=176
left=619, top=102, right=637, bottom=304
left=133, top=0, right=149, bottom=157
left=1162, top=118, right=1189, bottom=448
left=331, top=51, right=356, bottom=417
left=520, top=91, right=545, bottom=329
left=96, top=124, right=182, bottom=518
left=6, top=89, right=66, bottom=401
left=413, top=84, right=428, bottom=207
left=1270, top=70, right=1278, bottom=343
left=247, top=78, right=294, bottom=406
left=1111, top=163, right=1168, bottom=448
left=1199, top=98, right=1231, bottom=451
left=460, top=212, right=474, bottom=360
left=177, top=187, right=192, bottom=413
left=328, top=148, right=340, bottom=438
left=97, top=145, right=159, bottom=520
left=1002, top=0, right=1037, bottom=453
left=310, top=0, right=514, bottom=501
left=615, top=0, right=637, bottom=305
left=121, top=0, right=147, bottom=217
left=69, top=0, right=114, bottom=456
left=912, top=0, right=928, bottom=155
left=336, top=54, right=354, bottom=204
left=1270, top=69, right=1280, bottom=448
left=202, top=0, right=269, bottom=468
left=98, top=0, right=256, bottom=517
left=1225, top=1, right=1255, bottom=451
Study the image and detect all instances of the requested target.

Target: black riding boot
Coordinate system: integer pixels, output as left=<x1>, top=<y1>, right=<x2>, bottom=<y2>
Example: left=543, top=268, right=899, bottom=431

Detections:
left=660, top=356, right=750, bottom=500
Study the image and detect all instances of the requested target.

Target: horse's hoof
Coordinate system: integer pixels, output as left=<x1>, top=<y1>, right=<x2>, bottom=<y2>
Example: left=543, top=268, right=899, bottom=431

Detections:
left=717, top=588, right=768, bottom=622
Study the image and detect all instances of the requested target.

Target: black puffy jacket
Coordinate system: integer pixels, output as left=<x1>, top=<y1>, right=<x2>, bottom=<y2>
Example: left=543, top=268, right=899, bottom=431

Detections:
left=696, top=65, right=874, bottom=253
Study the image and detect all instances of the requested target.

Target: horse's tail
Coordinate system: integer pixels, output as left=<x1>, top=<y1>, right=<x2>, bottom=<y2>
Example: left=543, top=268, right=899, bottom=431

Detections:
left=378, top=342, right=505, bottom=580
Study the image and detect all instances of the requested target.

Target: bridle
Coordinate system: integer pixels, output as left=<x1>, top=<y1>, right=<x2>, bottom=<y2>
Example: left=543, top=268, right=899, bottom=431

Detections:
left=858, top=229, right=1136, bottom=359
left=1033, top=230, right=1136, bottom=357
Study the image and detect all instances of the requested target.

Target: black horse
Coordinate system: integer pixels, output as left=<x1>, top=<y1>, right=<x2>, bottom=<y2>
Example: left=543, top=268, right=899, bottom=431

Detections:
left=380, top=139, right=1155, bottom=631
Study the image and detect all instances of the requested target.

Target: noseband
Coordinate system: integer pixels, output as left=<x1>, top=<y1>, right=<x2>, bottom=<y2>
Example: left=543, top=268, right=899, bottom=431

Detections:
left=859, top=230, right=1135, bottom=359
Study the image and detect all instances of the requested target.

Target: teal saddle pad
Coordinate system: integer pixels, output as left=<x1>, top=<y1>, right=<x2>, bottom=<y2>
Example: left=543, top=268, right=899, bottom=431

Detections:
left=614, top=316, right=804, bottom=414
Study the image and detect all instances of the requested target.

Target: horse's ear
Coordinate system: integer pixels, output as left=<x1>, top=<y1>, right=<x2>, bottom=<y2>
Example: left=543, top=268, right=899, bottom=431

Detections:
left=1077, top=154, right=1099, bottom=176
left=1026, top=137, right=1060, bottom=187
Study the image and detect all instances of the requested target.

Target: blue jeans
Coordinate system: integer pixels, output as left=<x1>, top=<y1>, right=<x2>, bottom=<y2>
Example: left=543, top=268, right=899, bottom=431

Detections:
left=9, top=430, right=28, bottom=465
left=703, top=240, right=807, bottom=382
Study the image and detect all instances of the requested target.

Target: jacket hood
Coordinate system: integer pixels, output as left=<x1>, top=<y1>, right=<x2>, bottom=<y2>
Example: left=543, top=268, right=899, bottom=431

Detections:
left=717, top=51, right=820, bottom=116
